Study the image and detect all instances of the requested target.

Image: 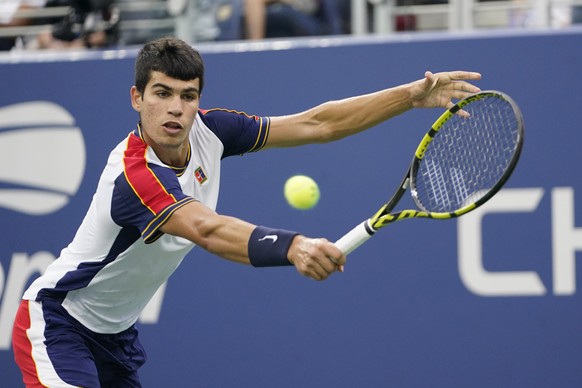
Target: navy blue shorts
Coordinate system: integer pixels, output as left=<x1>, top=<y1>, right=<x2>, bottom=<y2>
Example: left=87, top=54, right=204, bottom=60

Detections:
left=13, top=299, right=147, bottom=387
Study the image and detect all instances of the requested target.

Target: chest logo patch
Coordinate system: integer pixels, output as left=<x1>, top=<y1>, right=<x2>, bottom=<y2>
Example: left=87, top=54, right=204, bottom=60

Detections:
left=194, top=166, right=208, bottom=184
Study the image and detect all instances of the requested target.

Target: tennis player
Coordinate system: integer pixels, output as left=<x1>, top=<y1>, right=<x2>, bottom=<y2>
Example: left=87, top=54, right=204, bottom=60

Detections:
left=12, top=37, right=481, bottom=387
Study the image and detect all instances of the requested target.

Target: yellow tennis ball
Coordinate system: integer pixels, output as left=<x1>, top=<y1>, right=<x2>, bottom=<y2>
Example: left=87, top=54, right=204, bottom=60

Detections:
left=284, top=175, right=320, bottom=210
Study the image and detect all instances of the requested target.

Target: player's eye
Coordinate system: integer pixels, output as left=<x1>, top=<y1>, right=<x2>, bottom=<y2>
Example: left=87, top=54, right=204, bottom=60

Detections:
left=182, top=94, right=197, bottom=102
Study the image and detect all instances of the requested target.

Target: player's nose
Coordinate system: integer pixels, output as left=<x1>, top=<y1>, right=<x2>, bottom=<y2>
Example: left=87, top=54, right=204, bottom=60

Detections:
left=167, top=96, right=183, bottom=116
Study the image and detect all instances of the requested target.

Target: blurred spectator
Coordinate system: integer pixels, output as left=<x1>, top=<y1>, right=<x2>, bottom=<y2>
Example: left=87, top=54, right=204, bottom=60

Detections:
left=118, top=0, right=174, bottom=46
left=26, top=0, right=120, bottom=49
left=572, top=5, right=582, bottom=24
left=1, top=0, right=120, bottom=50
left=510, top=0, right=578, bottom=28
left=392, top=0, right=448, bottom=31
left=244, top=0, right=345, bottom=40
left=0, top=0, right=47, bottom=50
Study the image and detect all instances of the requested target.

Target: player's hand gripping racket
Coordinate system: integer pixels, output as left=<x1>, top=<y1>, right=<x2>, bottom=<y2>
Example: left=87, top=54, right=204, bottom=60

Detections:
left=335, top=90, right=524, bottom=255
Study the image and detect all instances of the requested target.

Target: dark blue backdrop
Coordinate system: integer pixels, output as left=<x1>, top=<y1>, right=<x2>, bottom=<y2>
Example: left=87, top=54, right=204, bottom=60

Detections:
left=1, top=28, right=581, bottom=387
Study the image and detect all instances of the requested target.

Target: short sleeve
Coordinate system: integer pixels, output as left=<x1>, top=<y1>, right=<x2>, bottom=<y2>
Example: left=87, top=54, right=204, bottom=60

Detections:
left=199, top=108, right=270, bottom=157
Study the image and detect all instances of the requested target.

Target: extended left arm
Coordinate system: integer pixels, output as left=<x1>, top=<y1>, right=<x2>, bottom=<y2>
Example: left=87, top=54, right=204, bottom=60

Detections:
left=265, top=70, right=481, bottom=148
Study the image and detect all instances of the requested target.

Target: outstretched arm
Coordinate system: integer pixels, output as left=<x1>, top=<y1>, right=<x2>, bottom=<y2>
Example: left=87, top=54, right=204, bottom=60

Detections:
left=265, top=70, right=481, bottom=148
left=160, top=201, right=345, bottom=281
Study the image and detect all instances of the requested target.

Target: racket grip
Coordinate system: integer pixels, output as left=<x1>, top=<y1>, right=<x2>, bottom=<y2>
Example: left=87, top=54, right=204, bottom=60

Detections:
left=335, top=220, right=374, bottom=255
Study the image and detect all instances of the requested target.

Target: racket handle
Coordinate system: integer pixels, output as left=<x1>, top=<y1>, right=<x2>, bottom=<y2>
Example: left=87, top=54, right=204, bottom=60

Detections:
left=335, top=220, right=375, bottom=255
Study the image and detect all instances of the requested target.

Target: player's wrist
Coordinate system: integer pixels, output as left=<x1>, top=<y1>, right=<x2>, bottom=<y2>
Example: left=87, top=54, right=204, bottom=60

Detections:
left=248, top=226, right=299, bottom=267
left=406, top=80, right=426, bottom=108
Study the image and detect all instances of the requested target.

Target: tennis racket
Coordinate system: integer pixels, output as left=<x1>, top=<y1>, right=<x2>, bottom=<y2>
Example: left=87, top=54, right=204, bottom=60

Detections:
left=335, top=90, right=524, bottom=255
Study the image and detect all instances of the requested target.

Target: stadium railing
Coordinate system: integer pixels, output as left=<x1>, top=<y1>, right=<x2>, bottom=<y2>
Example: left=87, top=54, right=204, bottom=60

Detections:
left=1, top=0, right=581, bottom=48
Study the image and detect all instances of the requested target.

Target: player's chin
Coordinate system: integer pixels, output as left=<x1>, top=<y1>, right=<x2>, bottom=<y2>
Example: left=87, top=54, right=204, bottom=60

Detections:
left=156, top=137, right=187, bottom=152
left=161, top=129, right=189, bottom=143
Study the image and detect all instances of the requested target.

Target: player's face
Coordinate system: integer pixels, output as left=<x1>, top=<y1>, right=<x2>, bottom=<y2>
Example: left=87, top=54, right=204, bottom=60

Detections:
left=131, top=71, right=200, bottom=166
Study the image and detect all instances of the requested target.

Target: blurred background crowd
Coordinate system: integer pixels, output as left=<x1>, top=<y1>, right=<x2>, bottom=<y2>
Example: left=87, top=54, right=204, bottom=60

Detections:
left=1, top=0, right=581, bottom=51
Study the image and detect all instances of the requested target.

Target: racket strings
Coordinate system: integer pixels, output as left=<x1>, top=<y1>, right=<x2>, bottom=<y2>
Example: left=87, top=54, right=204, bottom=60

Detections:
left=414, top=96, right=520, bottom=213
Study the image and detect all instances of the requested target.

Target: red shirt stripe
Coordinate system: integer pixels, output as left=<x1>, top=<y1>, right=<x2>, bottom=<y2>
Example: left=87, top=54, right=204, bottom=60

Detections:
left=123, top=133, right=177, bottom=215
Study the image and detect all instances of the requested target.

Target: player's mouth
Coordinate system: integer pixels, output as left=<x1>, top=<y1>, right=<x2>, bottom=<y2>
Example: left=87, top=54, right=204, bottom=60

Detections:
left=162, top=121, right=183, bottom=134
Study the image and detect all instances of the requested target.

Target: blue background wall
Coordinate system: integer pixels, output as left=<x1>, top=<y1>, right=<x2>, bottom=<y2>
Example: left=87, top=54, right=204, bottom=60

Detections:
left=1, top=28, right=581, bottom=387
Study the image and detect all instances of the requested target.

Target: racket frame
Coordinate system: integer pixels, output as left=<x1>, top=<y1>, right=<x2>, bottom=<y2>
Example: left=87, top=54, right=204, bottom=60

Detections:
left=336, top=90, right=524, bottom=254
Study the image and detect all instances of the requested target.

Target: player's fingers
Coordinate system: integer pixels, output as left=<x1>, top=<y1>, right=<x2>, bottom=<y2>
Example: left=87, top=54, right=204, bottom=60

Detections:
left=453, top=81, right=481, bottom=96
left=327, top=256, right=345, bottom=273
left=456, top=109, right=471, bottom=118
left=446, top=70, right=482, bottom=81
left=291, top=238, right=343, bottom=280
left=303, top=262, right=332, bottom=281
left=310, top=253, right=343, bottom=280
left=292, top=252, right=332, bottom=281
left=315, top=254, right=339, bottom=276
left=324, top=253, right=346, bottom=274
left=320, top=239, right=346, bottom=266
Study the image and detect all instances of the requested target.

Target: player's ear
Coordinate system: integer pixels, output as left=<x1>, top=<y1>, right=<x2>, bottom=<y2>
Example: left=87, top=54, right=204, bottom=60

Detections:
left=130, top=86, right=142, bottom=112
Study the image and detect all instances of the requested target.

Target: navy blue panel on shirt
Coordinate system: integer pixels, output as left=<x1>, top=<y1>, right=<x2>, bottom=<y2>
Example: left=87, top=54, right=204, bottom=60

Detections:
left=111, top=163, right=189, bottom=234
left=36, top=227, right=141, bottom=301
left=198, top=109, right=270, bottom=157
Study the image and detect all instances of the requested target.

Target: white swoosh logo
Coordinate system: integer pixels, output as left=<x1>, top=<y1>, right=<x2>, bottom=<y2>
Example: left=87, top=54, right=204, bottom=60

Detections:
left=258, top=235, right=278, bottom=243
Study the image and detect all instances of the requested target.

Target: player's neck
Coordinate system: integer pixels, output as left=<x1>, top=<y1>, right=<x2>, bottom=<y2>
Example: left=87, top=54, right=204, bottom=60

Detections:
left=154, top=144, right=189, bottom=168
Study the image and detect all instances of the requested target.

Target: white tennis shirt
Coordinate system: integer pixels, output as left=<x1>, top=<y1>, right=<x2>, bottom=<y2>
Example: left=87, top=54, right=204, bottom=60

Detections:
left=24, top=109, right=269, bottom=334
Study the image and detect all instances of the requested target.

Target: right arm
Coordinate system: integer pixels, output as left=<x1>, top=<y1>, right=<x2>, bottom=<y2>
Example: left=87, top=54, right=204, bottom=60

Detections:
left=159, top=201, right=345, bottom=280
